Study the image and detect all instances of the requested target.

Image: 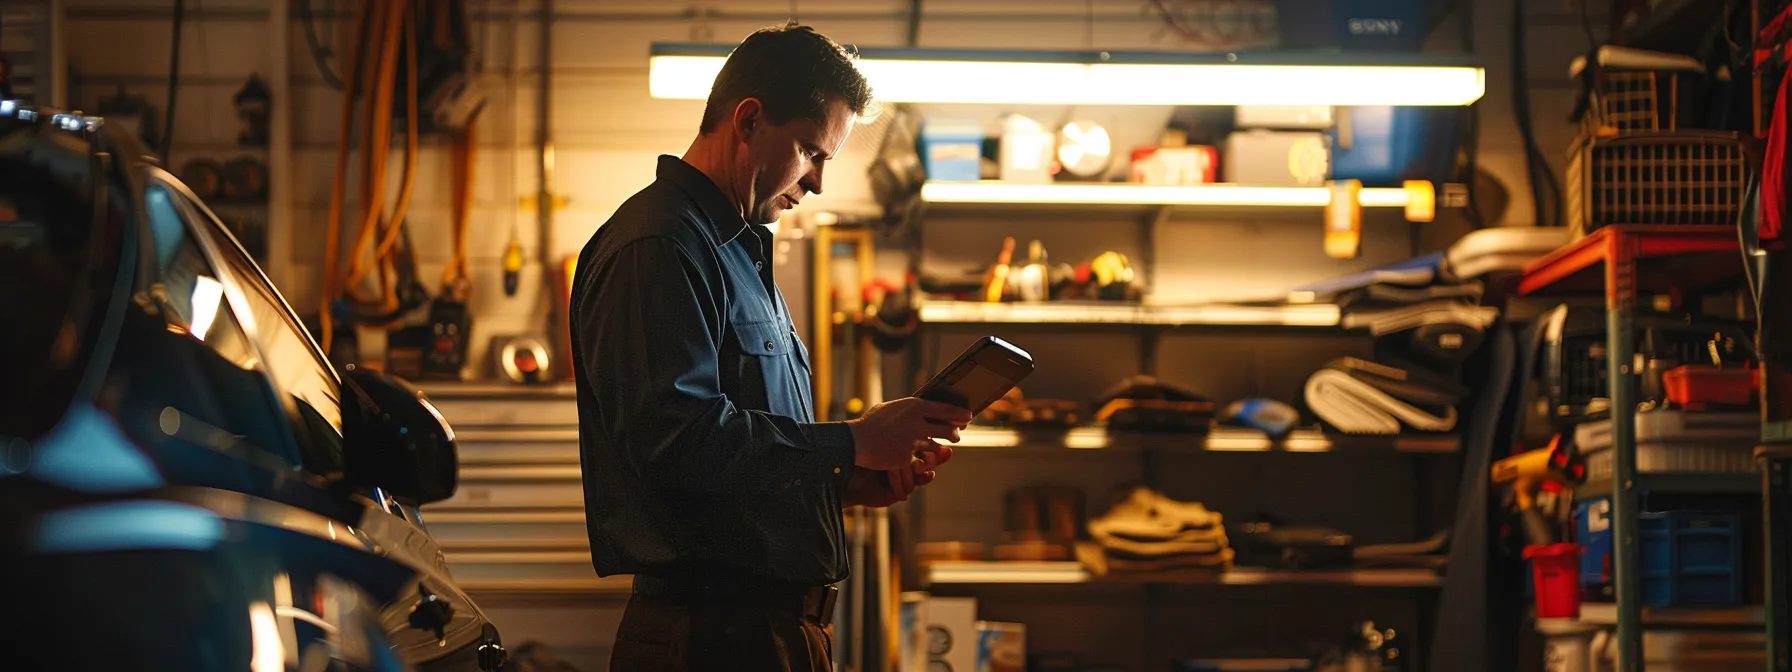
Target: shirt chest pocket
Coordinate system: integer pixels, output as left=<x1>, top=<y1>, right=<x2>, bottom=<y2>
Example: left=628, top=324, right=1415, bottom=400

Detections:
left=728, top=319, right=808, bottom=419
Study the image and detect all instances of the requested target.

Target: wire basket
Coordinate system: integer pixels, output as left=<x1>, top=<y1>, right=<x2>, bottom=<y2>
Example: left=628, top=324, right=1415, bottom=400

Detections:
left=1566, top=131, right=1749, bottom=238
left=1582, top=70, right=1689, bottom=135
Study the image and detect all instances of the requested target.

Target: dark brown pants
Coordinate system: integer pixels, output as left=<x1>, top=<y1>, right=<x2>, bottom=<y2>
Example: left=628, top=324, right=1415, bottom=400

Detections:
left=609, top=593, right=834, bottom=672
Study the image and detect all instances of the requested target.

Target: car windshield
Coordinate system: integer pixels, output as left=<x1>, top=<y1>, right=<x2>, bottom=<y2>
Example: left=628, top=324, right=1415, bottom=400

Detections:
left=0, top=125, right=125, bottom=442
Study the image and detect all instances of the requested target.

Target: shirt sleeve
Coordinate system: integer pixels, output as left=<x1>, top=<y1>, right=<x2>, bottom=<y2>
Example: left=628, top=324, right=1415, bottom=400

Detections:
left=576, top=235, right=857, bottom=494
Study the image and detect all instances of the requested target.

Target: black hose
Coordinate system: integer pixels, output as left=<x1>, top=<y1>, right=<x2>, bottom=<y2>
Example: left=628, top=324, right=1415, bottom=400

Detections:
left=906, top=0, right=922, bottom=47
left=161, top=0, right=185, bottom=160
left=1458, top=0, right=1485, bottom=228
left=1511, top=0, right=1564, bottom=227
left=298, top=0, right=345, bottom=89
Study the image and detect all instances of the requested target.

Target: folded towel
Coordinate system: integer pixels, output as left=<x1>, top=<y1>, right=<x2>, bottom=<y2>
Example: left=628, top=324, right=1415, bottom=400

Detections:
left=1340, top=299, right=1500, bottom=336
left=1092, top=527, right=1229, bottom=558
left=1305, top=368, right=1458, bottom=435
left=1105, top=549, right=1235, bottom=573
left=1086, top=487, right=1223, bottom=542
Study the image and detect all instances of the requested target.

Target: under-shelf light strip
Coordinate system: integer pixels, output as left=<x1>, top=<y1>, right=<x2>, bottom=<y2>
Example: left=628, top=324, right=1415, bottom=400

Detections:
left=919, top=182, right=1410, bottom=208
left=650, top=56, right=1485, bottom=107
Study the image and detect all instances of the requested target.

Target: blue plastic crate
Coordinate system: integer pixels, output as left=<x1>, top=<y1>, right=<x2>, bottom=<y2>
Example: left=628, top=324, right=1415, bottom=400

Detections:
left=1638, top=510, right=1744, bottom=606
left=1576, top=505, right=1746, bottom=606
left=1328, top=106, right=1460, bottom=187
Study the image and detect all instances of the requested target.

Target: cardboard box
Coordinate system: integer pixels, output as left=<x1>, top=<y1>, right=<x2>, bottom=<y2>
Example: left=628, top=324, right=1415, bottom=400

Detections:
left=976, top=621, right=1027, bottom=672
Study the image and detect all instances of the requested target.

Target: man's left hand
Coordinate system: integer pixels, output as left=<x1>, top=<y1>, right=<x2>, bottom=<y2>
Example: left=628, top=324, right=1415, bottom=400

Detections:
left=842, top=443, right=954, bottom=508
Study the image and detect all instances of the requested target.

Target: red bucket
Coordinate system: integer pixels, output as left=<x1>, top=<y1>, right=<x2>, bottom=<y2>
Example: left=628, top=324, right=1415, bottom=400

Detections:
left=1525, top=543, right=1583, bottom=619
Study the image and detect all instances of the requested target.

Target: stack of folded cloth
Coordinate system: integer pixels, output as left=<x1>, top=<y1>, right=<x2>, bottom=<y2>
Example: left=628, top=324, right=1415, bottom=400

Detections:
left=1289, top=253, right=1501, bottom=368
left=1304, top=357, right=1470, bottom=435
left=1077, top=486, right=1233, bottom=575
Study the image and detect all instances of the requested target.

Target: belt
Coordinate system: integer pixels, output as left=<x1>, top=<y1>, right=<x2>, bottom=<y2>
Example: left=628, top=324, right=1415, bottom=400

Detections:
left=631, top=573, right=839, bottom=624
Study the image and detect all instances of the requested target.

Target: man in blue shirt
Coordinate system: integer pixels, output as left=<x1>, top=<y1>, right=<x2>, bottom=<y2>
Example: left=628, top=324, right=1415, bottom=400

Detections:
left=571, top=24, right=973, bottom=671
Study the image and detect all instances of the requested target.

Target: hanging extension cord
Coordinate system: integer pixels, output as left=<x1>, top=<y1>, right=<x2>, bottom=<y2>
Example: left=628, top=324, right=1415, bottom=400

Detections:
left=161, top=0, right=185, bottom=161
left=1512, top=0, right=1565, bottom=228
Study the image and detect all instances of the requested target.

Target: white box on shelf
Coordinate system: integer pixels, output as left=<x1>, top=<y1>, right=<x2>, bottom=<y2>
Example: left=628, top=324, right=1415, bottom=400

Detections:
left=927, top=596, right=979, bottom=672
left=1223, top=129, right=1329, bottom=186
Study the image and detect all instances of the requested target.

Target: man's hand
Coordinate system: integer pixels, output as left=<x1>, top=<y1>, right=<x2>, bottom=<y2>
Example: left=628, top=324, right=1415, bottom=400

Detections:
left=848, top=397, right=972, bottom=471
left=843, top=442, right=955, bottom=508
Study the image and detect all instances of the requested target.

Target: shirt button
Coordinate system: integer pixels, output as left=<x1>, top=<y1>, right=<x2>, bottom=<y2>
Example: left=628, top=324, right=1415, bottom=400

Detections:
left=755, top=260, right=764, bottom=270
left=832, top=467, right=841, bottom=474
left=764, top=340, right=776, bottom=350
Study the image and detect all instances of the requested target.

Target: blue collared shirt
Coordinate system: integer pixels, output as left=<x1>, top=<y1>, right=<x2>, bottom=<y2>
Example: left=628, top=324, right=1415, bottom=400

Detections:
left=571, top=155, right=857, bottom=585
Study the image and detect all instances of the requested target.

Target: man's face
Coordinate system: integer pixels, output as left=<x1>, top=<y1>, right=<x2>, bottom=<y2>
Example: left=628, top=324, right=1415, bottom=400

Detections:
left=738, top=95, right=854, bottom=225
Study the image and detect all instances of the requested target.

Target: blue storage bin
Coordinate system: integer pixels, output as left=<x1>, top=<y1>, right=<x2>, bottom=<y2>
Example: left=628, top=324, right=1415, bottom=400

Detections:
left=1639, top=510, right=1745, bottom=606
left=1575, top=497, right=1614, bottom=593
left=919, top=119, right=983, bottom=182
left=1327, top=106, right=1460, bottom=188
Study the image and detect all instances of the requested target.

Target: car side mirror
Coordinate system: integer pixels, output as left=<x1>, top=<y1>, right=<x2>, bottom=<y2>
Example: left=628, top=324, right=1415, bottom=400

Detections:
left=341, top=366, right=458, bottom=505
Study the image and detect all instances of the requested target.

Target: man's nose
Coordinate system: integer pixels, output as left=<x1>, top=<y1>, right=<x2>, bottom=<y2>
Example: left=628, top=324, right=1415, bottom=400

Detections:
left=801, top=164, right=824, bottom=195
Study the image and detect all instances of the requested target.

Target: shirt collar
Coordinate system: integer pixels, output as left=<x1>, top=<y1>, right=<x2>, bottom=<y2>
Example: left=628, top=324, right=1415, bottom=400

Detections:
left=657, top=155, right=750, bottom=247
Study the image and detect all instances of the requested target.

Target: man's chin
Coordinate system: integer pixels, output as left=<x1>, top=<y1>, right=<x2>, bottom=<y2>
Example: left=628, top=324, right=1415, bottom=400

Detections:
left=749, top=207, right=785, bottom=226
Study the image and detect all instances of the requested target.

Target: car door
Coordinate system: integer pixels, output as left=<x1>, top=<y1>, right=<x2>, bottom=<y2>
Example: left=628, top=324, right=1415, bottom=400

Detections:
left=153, top=173, right=503, bottom=668
left=153, top=174, right=347, bottom=482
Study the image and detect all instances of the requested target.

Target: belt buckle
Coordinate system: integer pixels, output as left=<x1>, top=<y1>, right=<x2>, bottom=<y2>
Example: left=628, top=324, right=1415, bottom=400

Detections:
left=816, top=585, right=839, bottom=623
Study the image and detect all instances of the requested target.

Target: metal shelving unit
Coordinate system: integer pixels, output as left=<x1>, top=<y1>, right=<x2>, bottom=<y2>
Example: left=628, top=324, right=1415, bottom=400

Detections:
left=882, top=179, right=1476, bottom=670
left=1517, top=225, right=1752, bottom=671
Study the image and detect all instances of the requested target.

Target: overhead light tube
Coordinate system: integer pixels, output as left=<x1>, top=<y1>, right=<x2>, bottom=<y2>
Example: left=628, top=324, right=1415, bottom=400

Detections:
left=649, top=46, right=1485, bottom=107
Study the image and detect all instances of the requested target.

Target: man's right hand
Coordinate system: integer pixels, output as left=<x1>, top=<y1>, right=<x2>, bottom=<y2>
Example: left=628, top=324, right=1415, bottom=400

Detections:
left=848, top=397, right=974, bottom=471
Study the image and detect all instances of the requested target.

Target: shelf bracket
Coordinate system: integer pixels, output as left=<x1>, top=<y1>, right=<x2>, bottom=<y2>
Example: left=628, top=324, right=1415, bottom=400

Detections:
left=1140, top=205, right=1170, bottom=296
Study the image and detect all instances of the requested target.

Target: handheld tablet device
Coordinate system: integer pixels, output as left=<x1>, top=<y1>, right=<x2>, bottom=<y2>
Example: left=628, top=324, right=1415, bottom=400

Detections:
left=915, top=336, right=1035, bottom=414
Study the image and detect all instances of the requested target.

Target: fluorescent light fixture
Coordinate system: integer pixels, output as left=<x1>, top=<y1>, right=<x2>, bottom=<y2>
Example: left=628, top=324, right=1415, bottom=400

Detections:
left=918, top=301, right=1342, bottom=327
left=928, top=561, right=1090, bottom=584
left=189, top=275, right=224, bottom=342
left=957, top=428, right=1023, bottom=448
left=919, top=181, right=1410, bottom=208
left=650, top=45, right=1485, bottom=107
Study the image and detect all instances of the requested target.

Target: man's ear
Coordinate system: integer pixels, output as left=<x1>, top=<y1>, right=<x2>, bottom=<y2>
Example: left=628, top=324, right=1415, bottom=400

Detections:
left=731, top=98, right=765, bottom=140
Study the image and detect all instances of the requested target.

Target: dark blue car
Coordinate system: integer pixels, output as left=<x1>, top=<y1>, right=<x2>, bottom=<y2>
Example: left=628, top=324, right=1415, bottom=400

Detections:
left=0, top=100, right=505, bottom=671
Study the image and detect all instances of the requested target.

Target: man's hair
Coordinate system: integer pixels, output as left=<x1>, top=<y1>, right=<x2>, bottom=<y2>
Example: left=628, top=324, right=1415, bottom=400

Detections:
left=698, top=24, right=874, bottom=134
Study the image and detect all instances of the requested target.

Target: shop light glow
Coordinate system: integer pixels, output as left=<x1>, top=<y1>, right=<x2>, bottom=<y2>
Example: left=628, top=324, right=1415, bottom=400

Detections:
left=920, top=181, right=1410, bottom=209
left=650, top=45, right=1485, bottom=107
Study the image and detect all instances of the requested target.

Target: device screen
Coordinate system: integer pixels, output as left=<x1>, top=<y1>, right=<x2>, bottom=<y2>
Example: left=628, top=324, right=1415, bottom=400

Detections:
left=947, top=363, right=1019, bottom=413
